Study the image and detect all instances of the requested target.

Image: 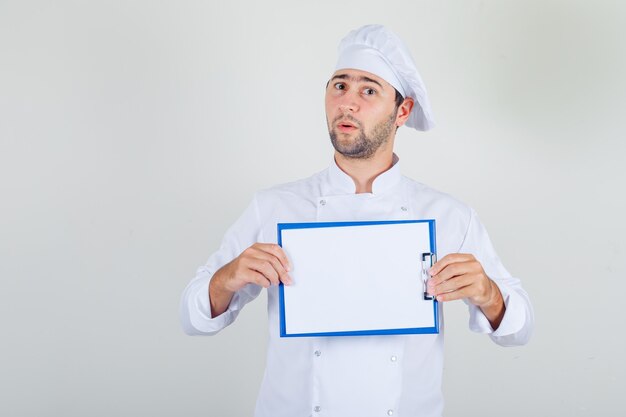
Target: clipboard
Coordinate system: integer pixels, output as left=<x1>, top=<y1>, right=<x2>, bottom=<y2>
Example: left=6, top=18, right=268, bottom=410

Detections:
left=277, top=220, right=438, bottom=337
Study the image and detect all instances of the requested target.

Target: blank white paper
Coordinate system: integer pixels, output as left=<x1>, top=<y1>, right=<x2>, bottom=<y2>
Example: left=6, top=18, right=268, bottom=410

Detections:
left=280, top=221, right=436, bottom=336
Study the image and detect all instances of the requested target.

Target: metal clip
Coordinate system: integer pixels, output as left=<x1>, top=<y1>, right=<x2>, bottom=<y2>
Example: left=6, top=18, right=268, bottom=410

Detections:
left=421, top=252, right=437, bottom=301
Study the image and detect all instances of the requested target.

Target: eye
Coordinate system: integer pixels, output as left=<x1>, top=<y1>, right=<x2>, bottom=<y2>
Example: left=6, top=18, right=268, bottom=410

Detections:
left=334, top=82, right=346, bottom=90
left=363, top=88, right=376, bottom=96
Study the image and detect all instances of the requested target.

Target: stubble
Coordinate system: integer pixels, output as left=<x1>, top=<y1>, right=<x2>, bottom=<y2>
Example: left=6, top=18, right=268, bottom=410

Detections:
left=328, top=111, right=397, bottom=160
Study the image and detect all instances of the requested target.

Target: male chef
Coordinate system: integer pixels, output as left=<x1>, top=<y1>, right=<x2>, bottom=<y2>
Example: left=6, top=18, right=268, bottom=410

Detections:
left=181, top=24, right=533, bottom=417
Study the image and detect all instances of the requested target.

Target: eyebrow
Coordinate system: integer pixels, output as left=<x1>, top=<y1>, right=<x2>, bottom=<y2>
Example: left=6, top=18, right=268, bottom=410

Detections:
left=331, top=73, right=383, bottom=89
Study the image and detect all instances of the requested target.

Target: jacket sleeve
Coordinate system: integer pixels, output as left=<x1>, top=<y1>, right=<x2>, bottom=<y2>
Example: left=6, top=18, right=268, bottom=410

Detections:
left=459, top=208, right=534, bottom=346
left=179, top=195, right=264, bottom=336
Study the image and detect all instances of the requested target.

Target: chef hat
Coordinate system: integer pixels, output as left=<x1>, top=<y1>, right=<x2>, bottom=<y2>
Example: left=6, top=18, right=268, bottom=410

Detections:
left=335, top=24, right=435, bottom=131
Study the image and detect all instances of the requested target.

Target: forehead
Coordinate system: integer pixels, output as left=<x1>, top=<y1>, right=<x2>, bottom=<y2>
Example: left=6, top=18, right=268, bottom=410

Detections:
left=329, top=68, right=393, bottom=89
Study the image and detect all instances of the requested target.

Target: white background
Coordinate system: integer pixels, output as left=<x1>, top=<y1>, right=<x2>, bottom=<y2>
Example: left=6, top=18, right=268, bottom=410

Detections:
left=1, top=1, right=624, bottom=416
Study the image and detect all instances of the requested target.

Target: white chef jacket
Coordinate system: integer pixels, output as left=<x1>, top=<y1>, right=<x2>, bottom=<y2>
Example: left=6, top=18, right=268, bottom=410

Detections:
left=180, top=155, right=533, bottom=417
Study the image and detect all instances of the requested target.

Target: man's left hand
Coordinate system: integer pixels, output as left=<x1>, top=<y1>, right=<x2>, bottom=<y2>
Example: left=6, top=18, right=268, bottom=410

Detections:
left=427, top=253, right=505, bottom=329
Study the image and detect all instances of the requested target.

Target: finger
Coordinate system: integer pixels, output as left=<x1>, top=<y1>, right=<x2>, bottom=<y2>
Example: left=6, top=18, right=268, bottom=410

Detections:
left=432, top=274, right=493, bottom=305
left=429, top=273, right=474, bottom=296
left=248, top=249, right=292, bottom=285
left=435, top=286, right=472, bottom=302
left=435, top=278, right=484, bottom=302
left=262, top=253, right=293, bottom=285
left=245, top=270, right=271, bottom=289
left=249, top=259, right=281, bottom=286
left=429, top=261, right=473, bottom=286
left=429, top=253, right=474, bottom=276
left=254, top=243, right=292, bottom=271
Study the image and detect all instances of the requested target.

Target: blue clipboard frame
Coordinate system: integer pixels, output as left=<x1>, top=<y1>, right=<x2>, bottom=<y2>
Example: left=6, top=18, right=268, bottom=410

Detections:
left=277, top=219, right=438, bottom=338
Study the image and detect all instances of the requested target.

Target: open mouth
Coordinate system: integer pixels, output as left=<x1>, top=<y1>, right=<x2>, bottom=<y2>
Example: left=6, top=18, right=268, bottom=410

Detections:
left=337, top=120, right=358, bottom=132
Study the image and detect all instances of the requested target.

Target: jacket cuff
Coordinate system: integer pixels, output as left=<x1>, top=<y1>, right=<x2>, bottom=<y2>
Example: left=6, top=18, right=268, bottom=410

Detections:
left=468, top=281, right=526, bottom=337
left=187, top=275, right=237, bottom=334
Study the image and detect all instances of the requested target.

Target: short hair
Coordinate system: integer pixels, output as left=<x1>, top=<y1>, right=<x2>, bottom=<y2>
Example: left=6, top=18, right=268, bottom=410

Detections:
left=393, top=88, right=404, bottom=109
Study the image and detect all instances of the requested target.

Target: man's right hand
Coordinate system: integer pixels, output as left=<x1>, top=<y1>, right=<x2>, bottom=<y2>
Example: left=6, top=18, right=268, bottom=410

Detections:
left=209, top=243, right=292, bottom=317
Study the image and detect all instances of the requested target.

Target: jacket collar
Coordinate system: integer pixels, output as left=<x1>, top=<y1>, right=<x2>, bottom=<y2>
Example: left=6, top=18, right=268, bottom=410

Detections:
left=326, top=153, right=402, bottom=195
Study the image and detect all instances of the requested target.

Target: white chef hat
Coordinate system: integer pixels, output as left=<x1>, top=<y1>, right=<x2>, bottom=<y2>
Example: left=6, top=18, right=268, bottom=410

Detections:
left=335, top=24, right=435, bottom=131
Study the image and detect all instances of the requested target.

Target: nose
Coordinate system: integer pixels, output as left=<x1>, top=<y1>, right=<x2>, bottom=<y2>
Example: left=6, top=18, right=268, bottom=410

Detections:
left=339, top=103, right=358, bottom=113
left=338, top=92, right=359, bottom=113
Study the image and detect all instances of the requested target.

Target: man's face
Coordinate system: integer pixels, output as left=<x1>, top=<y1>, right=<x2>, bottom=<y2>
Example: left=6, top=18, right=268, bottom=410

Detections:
left=325, top=68, right=399, bottom=160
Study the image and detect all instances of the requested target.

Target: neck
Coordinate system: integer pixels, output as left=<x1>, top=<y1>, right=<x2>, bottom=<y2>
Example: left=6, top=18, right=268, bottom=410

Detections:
left=334, top=146, right=395, bottom=193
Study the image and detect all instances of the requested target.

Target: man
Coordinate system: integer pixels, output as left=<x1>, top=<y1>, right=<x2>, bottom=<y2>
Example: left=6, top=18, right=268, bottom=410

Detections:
left=180, top=25, right=533, bottom=417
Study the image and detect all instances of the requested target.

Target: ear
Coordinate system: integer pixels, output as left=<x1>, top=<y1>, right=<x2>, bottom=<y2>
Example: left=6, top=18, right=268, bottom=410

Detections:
left=395, top=98, right=414, bottom=127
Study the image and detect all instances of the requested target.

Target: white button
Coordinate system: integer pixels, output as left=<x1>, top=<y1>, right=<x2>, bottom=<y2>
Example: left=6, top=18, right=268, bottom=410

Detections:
left=400, top=206, right=407, bottom=211
left=390, top=355, right=397, bottom=362
left=387, top=409, right=394, bottom=416
left=319, top=199, right=326, bottom=206
left=314, top=350, right=321, bottom=357
left=314, top=405, right=321, bottom=412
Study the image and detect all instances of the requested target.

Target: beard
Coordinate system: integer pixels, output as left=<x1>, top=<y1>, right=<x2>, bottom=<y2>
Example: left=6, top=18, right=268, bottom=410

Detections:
left=328, top=111, right=397, bottom=160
